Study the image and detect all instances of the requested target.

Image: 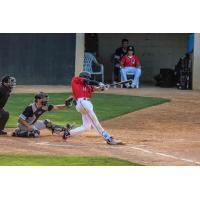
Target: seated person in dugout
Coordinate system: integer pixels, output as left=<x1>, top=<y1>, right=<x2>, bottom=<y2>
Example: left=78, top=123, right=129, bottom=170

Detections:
left=12, top=92, right=74, bottom=137
left=112, top=38, right=129, bottom=82
left=120, top=46, right=142, bottom=88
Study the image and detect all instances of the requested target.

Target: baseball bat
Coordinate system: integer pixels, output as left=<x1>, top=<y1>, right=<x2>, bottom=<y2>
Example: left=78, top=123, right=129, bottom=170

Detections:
left=108, top=79, right=132, bottom=87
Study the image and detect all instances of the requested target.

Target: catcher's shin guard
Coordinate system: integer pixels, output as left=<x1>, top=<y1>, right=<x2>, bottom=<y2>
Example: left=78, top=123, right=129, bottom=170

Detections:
left=44, top=119, right=53, bottom=129
left=12, top=129, right=40, bottom=138
left=44, top=119, right=65, bottom=134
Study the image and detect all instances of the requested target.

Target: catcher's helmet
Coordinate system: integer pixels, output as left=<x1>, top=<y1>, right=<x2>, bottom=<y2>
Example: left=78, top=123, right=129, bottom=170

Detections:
left=127, top=46, right=135, bottom=52
left=79, top=71, right=91, bottom=79
left=35, top=92, right=48, bottom=101
left=1, top=75, right=16, bottom=89
left=35, top=92, right=48, bottom=100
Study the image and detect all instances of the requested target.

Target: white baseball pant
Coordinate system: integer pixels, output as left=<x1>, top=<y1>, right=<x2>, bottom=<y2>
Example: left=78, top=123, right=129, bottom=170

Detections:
left=18, top=120, right=46, bottom=131
left=69, top=98, right=111, bottom=140
left=120, top=66, right=141, bottom=87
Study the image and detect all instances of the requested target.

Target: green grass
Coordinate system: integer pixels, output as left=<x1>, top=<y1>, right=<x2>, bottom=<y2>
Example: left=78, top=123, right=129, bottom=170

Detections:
left=2, top=93, right=167, bottom=166
left=5, top=93, right=169, bottom=128
left=0, top=155, right=142, bottom=166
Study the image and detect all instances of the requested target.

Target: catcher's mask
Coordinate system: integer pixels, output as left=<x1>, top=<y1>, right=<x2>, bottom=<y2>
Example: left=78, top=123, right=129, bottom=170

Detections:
left=35, top=92, right=49, bottom=106
left=79, top=71, right=91, bottom=79
left=1, top=75, right=16, bottom=90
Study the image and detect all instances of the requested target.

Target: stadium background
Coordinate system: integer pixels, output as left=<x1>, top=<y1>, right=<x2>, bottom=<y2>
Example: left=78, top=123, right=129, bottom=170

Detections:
left=0, top=33, right=199, bottom=89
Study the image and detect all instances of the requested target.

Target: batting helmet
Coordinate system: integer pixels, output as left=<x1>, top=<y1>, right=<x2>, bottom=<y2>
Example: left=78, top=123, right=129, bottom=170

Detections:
left=79, top=71, right=91, bottom=79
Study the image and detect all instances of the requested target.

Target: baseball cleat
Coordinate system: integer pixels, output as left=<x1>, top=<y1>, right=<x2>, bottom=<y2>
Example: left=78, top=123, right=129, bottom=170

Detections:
left=12, top=129, right=40, bottom=138
left=62, top=130, right=70, bottom=140
left=106, top=137, right=124, bottom=145
left=125, top=83, right=130, bottom=88
left=29, top=130, right=40, bottom=138
left=131, top=84, right=136, bottom=88
left=0, top=130, right=7, bottom=135
left=11, top=128, right=20, bottom=137
left=62, top=124, right=74, bottom=140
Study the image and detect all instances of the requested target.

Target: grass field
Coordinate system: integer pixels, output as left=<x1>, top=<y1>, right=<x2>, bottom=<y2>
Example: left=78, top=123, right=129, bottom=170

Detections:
left=5, top=93, right=169, bottom=128
left=0, top=155, right=142, bottom=166
left=2, top=93, right=168, bottom=166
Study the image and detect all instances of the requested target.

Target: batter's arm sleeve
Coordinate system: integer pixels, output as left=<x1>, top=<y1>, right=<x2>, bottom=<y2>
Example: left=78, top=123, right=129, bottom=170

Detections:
left=83, top=79, right=100, bottom=86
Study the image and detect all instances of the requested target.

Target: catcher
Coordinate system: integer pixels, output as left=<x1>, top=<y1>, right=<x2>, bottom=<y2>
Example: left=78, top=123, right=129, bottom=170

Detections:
left=12, top=92, right=74, bottom=137
left=63, top=71, right=123, bottom=145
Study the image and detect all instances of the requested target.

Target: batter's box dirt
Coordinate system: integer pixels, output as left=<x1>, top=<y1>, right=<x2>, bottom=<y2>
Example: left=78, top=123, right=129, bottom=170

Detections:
left=2, top=86, right=200, bottom=165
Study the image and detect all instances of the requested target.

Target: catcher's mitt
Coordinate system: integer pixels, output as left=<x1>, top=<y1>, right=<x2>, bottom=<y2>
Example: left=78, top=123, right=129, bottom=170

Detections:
left=65, top=96, right=74, bottom=107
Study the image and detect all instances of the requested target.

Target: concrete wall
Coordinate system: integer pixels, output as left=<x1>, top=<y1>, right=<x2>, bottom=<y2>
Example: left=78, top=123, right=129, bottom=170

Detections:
left=75, top=33, right=85, bottom=76
left=98, top=33, right=188, bottom=82
left=193, top=33, right=200, bottom=90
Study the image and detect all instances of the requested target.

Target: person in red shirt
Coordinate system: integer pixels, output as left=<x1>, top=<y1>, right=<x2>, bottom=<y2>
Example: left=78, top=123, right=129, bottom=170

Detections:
left=120, top=46, right=142, bottom=88
left=63, top=71, right=123, bottom=145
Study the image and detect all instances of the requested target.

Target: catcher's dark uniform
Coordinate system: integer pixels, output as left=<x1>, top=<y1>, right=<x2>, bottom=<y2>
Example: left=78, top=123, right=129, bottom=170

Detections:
left=12, top=94, right=74, bottom=137
left=18, top=103, right=54, bottom=130
left=0, top=85, right=11, bottom=134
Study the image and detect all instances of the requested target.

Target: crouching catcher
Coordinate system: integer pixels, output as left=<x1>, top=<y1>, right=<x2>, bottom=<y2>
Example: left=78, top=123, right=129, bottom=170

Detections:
left=12, top=92, right=74, bottom=137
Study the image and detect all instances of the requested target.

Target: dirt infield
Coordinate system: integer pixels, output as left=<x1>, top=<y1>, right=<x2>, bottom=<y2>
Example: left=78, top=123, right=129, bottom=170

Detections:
left=1, top=85, right=200, bottom=166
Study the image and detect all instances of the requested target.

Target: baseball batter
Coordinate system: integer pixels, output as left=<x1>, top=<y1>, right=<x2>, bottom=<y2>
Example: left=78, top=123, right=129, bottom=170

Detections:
left=63, top=71, right=123, bottom=145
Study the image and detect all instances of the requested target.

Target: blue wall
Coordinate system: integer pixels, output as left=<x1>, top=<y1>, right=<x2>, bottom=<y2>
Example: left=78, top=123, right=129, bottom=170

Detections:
left=187, top=33, right=194, bottom=53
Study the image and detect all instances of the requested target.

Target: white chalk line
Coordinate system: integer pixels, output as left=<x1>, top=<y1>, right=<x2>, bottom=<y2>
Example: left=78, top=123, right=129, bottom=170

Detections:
left=130, top=146, right=200, bottom=165
left=35, top=142, right=200, bottom=165
left=35, top=141, right=126, bottom=149
left=129, top=147, right=153, bottom=154
left=36, top=142, right=87, bottom=148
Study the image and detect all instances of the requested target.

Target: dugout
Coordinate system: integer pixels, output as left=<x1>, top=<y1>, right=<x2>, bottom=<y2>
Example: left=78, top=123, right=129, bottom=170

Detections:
left=1, top=33, right=200, bottom=90
left=85, top=33, right=188, bottom=83
left=84, top=33, right=200, bottom=90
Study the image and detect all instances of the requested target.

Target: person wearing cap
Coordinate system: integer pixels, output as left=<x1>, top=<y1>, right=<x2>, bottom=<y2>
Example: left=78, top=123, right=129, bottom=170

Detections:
left=120, top=46, right=142, bottom=88
left=112, top=39, right=129, bottom=82
left=12, top=92, right=73, bottom=137
left=0, top=75, right=16, bottom=135
left=62, top=71, right=123, bottom=145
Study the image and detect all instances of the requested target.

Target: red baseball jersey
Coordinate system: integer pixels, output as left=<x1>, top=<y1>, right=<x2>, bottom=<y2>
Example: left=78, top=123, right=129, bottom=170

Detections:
left=120, top=55, right=140, bottom=68
left=71, top=76, right=94, bottom=99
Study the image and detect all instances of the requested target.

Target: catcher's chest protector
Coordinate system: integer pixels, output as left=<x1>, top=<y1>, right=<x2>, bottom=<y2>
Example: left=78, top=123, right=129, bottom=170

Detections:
left=27, top=103, right=48, bottom=125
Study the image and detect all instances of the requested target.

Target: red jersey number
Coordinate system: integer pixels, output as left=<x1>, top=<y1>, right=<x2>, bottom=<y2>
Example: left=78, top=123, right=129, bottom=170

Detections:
left=71, top=76, right=94, bottom=99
